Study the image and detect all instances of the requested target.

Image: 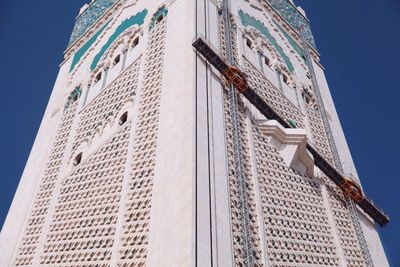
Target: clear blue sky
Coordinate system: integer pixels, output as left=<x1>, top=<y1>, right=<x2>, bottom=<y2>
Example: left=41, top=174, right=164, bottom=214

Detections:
left=0, top=0, right=398, bottom=265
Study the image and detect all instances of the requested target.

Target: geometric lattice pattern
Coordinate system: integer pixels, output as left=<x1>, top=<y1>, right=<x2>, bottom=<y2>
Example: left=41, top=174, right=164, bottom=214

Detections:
left=304, top=94, right=366, bottom=266
left=13, top=10, right=168, bottom=267
left=70, top=59, right=141, bottom=163
left=253, top=125, right=340, bottom=266
left=14, top=99, right=79, bottom=267
left=217, top=4, right=368, bottom=266
left=224, top=97, right=265, bottom=267
left=327, top=189, right=366, bottom=267
left=305, top=105, right=335, bottom=165
left=40, top=123, right=132, bottom=266
left=117, top=16, right=167, bottom=267
left=244, top=58, right=305, bottom=129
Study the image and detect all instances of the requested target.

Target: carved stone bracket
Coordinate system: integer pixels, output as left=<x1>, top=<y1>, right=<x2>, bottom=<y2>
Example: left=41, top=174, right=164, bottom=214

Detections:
left=258, top=120, right=314, bottom=177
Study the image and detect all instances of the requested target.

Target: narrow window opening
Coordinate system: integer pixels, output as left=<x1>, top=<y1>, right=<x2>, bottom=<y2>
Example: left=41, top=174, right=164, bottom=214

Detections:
left=94, top=72, right=102, bottom=84
left=246, top=38, right=253, bottom=48
left=302, top=93, right=311, bottom=105
left=156, top=14, right=164, bottom=24
left=302, top=90, right=314, bottom=106
left=113, top=55, right=121, bottom=66
left=282, top=73, right=289, bottom=85
left=264, top=56, right=271, bottom=67
left=132, top=37, right=139, bottom=48
left=72, top=93, right=79, bottom=102
left=73, top=152, right=83, bottom=166
left=119, top=111, right=128, bottom=126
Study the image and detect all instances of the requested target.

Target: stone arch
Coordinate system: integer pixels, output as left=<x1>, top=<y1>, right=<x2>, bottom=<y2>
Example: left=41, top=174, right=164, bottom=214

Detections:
left=150, top=6, right=168, bottom=30
left=127, top=27, right=142, bottom=50
left=299, top=84, right=317, bottom=109
left=116, top=99, right=134, bottom=125
left=65, top=87, right=82, bottom=109
left=89, top=9, right=148, bottom=72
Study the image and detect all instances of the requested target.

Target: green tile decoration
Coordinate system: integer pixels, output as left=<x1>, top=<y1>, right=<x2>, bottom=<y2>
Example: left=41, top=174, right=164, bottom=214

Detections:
left=70, top=20, right=111, bottom=72
left=90, top=9, right=148, bottom=71
left=69, top=0, right=119, bottom=46
left=239, top=10, right=294, bottom=72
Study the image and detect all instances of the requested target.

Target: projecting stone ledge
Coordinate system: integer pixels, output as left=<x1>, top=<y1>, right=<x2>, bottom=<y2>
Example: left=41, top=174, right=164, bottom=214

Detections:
left=258, top=120, right=314, bottom=177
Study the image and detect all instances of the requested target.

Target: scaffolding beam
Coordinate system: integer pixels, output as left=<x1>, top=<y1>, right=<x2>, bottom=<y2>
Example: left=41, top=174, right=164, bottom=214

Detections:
left=192, top=36, right=389, bottom=228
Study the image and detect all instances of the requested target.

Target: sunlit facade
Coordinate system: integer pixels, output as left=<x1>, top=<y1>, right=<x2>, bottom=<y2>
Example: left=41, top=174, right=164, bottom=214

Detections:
left=0, top=0, right=389, bottom=266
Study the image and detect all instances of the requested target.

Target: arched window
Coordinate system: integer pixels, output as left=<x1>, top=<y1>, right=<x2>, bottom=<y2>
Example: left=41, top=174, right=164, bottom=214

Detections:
left=302, top=89, right=314, bottom=106
left=119, top=111, right=128, bottom=126
left=65, top=87, right=81, bottom=108
left=73, top=152, right=83, bottom=166
left=72, top=93, right=79, bottom=102
left=132, top=37, right=139, bottom=49
left=94, top=72, right=102, bottom=84
left=302, top=92, right=311, bottom=105
left=156, top=14, right=164, bottom=24
left=113, top=55, right=120, bottom=66
left=150, top=8, right=168, bottom=29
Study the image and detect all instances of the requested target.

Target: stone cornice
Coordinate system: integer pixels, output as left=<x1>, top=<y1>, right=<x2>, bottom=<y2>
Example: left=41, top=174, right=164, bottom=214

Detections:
left=258, top=120, right=314, bottom=177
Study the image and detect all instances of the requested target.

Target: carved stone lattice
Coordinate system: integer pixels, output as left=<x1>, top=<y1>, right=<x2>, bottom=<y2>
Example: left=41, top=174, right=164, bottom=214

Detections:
left=218, top=6, right=368, bottom=266
left=40, top=123, right=132, bottom=266
left=117, top=15, right=167, bottom=267
left=244, top=58, right=305, bottom=129
left=70, top=58, right=141, bottom=163
left=252, top=124, right=340, bottom=266
left=14, top=99, right=79, bottom=266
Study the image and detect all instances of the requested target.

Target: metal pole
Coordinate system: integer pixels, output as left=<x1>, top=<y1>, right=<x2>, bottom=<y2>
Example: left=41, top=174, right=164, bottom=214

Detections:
left=221, top=0, right=254, bottom=265
left=299, top=27, right=373, bottom=267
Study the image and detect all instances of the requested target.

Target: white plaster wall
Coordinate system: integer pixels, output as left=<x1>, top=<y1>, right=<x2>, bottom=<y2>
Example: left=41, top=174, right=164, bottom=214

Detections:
left=282, top=82, right=298, bottom=108
left=107, top=60, right=122, bottom=85
left=359, top=210, right=390, bottom=267
left=208, top=72, right=235, bottom=267
left=196, top=1, right=236, bottom=266
left=206, top=3, right=235, bottom=264
left=244, top=43, right=261, bottom=69
left=145, top=0, right=195, bottom=266
left=195, top=0, right=212, bottom=264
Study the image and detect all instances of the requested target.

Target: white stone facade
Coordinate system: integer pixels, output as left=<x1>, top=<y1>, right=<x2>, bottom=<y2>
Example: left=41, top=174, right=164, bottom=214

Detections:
left=0, top=0, right=389, bottom=266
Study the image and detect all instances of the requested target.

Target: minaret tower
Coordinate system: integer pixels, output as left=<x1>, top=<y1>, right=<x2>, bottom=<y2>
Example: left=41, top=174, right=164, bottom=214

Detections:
left=1, top=0, right=389, bottom=266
